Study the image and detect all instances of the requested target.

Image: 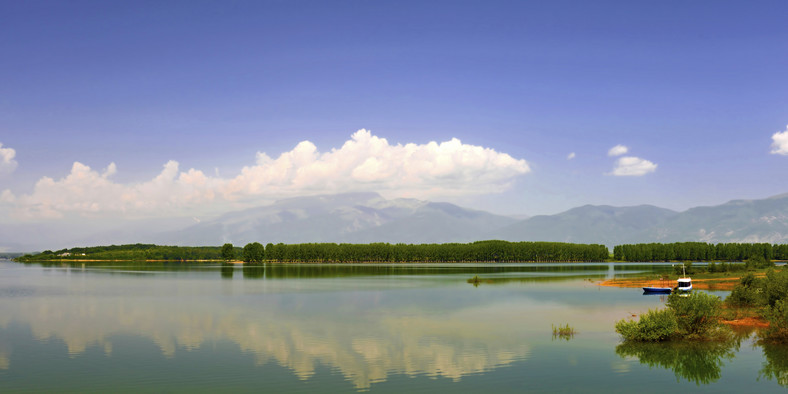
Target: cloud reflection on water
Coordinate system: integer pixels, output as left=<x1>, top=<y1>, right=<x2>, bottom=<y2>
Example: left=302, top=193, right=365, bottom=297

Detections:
left=0, top=296, right=533, bottom=389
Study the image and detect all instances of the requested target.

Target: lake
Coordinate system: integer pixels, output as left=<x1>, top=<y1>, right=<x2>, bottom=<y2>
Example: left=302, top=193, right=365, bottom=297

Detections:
left=0, top=260, right=785, bottom=392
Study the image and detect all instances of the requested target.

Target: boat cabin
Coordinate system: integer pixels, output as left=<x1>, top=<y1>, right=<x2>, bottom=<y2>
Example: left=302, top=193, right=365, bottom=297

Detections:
left=676, top=278, right=692, bottom=291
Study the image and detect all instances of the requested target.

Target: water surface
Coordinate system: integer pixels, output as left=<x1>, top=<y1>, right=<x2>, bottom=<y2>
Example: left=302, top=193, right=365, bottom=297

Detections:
left=0, top=260, right=785, bottom=392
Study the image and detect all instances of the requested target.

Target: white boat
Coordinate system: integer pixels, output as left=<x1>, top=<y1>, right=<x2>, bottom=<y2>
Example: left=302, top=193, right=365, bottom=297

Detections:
left=675, top=264, right=692, bottom=292
left=676, top=277, right=692, bottom=291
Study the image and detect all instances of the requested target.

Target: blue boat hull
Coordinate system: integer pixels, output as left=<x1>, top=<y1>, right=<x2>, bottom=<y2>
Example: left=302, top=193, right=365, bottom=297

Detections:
left=642, top=287, right=672, bottom=294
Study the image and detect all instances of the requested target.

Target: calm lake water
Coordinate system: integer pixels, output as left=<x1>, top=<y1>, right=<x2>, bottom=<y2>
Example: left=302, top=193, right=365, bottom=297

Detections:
left=0, top=260, right=786, bottom=392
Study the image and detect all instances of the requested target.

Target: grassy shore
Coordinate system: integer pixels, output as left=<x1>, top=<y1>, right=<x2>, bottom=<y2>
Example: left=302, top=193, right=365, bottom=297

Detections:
left=599, top=269, right=776, bottom=291
left=601, top=267, right=785, bottom=330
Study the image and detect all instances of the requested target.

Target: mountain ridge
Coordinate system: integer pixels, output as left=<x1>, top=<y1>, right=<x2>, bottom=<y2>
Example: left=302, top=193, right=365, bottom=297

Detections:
left=3, top=192, right=788, bottom=251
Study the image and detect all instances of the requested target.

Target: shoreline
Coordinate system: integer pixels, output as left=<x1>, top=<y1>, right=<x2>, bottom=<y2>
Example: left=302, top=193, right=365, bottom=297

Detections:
left=598, top=277, right=743, bottom=291
left=598, top=270, right=774, bottom=291
left=598, top=274, right=772, bottom=329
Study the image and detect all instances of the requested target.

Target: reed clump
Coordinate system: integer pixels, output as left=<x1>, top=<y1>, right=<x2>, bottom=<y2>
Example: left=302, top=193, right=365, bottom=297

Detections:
left=552, top=323, right=576, bottom=340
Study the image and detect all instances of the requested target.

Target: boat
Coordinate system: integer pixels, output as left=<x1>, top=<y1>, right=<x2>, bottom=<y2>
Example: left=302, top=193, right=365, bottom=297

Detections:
left=676, top=277, right=692, bottom=292
left=675, top=264, right=692, bottom=292
left=642, top=286, right=672, bottom=294
left=643, top=277, right=673, bottom=294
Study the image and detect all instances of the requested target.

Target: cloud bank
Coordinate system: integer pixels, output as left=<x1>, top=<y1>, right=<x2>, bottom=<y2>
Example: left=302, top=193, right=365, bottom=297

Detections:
left=0, top=143, right=18, bottom=175
left=2, top=130, right=530, bottom=220
left=771, top=125, right=788, bottom=155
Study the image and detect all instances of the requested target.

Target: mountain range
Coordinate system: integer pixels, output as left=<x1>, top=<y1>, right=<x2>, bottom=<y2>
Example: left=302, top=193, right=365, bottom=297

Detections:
left=161, top=192, right=518, bottom=245
left=4, top=192, right=788, bottom=252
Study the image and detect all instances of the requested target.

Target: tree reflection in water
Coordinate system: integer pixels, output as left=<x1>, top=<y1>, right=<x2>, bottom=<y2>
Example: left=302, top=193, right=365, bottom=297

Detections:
left=760, top=343, right=788, bottom=387
left=616, top=340, right=738, bottom=385
left=220, top=263, right=234, bottom=279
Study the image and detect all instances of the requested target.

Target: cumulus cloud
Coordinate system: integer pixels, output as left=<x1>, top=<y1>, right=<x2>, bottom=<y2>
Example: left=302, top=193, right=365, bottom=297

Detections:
left=610, top=156, right=657, bottom=176
left=607, top=145, right=628, bottom=157
left=771, top=125, right=788, bottom=155
left=7, top=130, right=531, bottom=219
left=0, top=143, right=18, bottom=174
left=567, top=152, right=576, bottom=160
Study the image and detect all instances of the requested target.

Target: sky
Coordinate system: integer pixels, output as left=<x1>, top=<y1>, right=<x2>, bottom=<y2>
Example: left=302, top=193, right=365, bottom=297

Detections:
left=1, top=0, right=787, bottom=225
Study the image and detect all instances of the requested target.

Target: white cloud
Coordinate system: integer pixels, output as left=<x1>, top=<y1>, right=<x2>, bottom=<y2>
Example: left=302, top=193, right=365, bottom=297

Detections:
left=7, top=130, right=531, bottom=219
left=567, top=152, right=576, bottom=160
left=0, top=189, right=14, bottom=203
left=610, top=156, right=657, bottom=176
left=771, top=125, right=788, bottom=155
left=0, top=143, right=18, bottom=174
left=607, top=145, right=628, bottom=157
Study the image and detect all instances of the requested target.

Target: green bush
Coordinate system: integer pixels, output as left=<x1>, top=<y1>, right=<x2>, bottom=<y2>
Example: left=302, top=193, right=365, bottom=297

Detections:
left=763, top=269, right=788, bottom=307
left=762, top=299, right=788, bottom=342
left=667, top=291, right=726, bottom=339
left=746, top=254, right=775, bottom=269
left=617, top=292, right=729, bottom=342
left=726, top=273, right=763, bottom=307
left=615, top=308, right=678, bottom=342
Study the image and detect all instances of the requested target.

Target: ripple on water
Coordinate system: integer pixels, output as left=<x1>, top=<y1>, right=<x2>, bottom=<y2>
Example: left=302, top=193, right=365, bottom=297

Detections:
left=0, top=287, right=35, bottom=297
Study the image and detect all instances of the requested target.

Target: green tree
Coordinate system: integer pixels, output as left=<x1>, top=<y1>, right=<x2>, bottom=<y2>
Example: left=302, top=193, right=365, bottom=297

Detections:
left=221, top=243, right=235, bottom=261
left=242, top=242, right=265, bottom=263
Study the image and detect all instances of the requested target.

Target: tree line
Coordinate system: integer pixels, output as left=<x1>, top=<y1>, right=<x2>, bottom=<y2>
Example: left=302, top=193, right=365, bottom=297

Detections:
left=231, top=240, right=609, bottom=263
left=613, top=242, right=788, bottom=262
left=15, top=241, right=788, bottom=263
left=16, top=243, right=242, bottom=262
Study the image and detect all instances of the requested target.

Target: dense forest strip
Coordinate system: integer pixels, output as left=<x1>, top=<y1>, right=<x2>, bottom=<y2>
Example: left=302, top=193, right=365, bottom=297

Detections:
left=15, top=241, right=609, bottom=263
left=613, top=242, right=788, bottom=262
left=14, top=244, right=240, bottom=262
left=256, top=241, right=609, bottom=262
left=13, top=241, right=788, bottom=263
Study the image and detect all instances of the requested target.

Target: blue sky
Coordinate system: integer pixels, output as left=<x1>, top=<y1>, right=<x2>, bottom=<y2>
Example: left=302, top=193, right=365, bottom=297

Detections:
left=1, top=0, right=787, bottom=222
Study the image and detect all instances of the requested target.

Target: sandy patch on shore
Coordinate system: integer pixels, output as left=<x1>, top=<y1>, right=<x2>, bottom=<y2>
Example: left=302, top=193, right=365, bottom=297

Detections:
left=598, top=277, right=741, bottom=291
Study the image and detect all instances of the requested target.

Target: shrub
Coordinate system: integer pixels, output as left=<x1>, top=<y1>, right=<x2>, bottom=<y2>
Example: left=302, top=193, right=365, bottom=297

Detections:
left=617, top=292, right=731, bottom=342
left=746, top=254, right=775, bottom=270
left=763, top=269, right=788, bottom=307
left=726, top=273, right=764, bottom=307
left=667, top=291, right=726, bottom=339
left=761, top=299, right=788, bottom=342
left=615, top=308, right=678, bottom=342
